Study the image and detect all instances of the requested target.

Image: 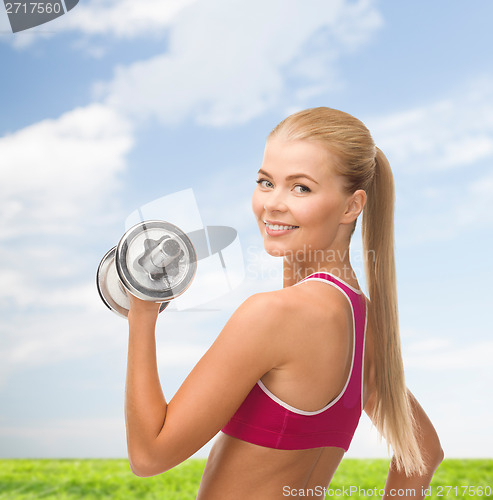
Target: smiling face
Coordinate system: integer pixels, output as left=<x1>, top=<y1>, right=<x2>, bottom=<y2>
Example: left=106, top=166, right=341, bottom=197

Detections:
left=252, top=138, right=353, bottom=261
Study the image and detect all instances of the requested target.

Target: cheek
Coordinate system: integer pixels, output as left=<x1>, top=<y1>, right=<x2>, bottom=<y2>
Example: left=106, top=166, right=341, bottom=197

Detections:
left=297, top=199, right=342, bottom=246
left=251, top=191, right=263, bottom=218
left=295, top=199, right=338, bottom=227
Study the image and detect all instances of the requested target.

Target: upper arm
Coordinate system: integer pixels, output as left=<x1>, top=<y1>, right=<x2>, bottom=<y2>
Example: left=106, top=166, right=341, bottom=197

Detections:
left=143, top=292, right=289, bottom=474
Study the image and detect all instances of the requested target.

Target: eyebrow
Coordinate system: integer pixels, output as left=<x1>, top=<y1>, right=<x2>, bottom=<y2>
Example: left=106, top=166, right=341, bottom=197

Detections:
left=257, top=169, right=319, bottom=185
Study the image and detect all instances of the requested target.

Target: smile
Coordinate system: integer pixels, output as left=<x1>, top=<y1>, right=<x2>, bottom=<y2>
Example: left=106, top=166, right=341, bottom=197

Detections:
left=266, top=223, right=298, bottom=230
left=263, top=220, right=299, bottom=234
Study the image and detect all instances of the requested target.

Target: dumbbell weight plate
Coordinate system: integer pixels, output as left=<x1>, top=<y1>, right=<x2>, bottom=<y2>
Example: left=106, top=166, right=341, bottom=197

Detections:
left=96, top=220, right=197, bottom=318
left=116, top=220, right=197, bottom=303
left=97, top=245, right=171, bottom=318
left=97, top=246, right=130, bottom=318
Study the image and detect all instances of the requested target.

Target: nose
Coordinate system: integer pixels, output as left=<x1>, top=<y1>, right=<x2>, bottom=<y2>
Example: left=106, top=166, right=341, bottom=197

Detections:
left=262, top=188, right=288, bottom=214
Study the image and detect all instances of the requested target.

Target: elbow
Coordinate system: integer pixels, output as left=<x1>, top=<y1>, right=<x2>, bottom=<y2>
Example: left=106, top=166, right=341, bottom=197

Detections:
left=129, top=462, right=148, bottom=478
left=128, top=451, right=161, bottom=478
left=128, top=454, right=154, bottom=478
left=434, top=443, right=445, bottom=466
left=126, top=432, right=190, bottom=477
left=129, top=463, right=149, bottom=478
left=432, top=430, right=445, bottom=466
left=128, top=450, right=175, bottom=478
left=424, top=438, right=444, bottom=472
left=129, top=459, right=163, bottom=478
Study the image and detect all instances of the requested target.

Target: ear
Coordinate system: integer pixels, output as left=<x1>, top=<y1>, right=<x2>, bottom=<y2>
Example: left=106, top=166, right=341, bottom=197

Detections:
left=341, top=189, right=366, bottom=224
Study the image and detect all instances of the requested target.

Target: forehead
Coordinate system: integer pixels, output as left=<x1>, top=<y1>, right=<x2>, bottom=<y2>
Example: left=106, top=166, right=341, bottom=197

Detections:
left=262, top=139, right=339, bottom=177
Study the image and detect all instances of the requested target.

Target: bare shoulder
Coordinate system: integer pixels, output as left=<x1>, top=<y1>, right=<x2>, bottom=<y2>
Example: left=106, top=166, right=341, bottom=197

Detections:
left=214, top=289, right=298, bottom=365
left=241, top=283, right=352, bottom=343
left=230, top=289, right=292, bottom=334
left=282, top=279, right=353, bottom=327
left=232, top=289, right=299, bottom=341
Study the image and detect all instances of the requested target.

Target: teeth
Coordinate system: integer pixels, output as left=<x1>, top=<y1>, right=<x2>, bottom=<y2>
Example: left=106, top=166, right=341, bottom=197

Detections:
left=265, top=223, right=298, bottom=231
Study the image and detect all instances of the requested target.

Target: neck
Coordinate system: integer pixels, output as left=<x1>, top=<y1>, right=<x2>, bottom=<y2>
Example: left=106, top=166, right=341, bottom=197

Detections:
left=282, top=245, right=357, bottom=288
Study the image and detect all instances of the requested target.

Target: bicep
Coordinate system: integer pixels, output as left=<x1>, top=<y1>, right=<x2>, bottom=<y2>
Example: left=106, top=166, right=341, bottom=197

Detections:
left=148, top=293, right=286, bottom=472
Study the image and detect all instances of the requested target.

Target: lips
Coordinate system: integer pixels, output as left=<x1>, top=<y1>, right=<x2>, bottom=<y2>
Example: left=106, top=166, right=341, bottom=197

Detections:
left=263, top=220, right=299, bottom=230
left=263, top=220, right=299, bottom=236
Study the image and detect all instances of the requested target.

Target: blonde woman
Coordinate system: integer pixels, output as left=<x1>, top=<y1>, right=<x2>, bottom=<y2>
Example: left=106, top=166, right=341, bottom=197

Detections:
left=125, top=107, right=443, bottom=499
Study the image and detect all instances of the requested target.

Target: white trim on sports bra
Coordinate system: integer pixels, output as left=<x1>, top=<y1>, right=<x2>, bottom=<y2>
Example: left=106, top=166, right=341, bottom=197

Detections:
left=361, top=296, right=368, bottom=411
left=258, top=280, right=357, bottom=416
left=296, top=273, right=368, bottom=411
left=297, top=271, right=363, bottom=295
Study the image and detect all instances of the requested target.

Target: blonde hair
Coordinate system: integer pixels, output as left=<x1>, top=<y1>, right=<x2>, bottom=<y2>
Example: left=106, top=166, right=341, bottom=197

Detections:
left=269, top=107, right=425, bottom=476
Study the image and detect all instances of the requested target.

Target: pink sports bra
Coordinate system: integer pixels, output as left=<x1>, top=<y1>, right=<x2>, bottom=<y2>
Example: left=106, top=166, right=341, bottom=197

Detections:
left=221, top=272, right=367, bottom=451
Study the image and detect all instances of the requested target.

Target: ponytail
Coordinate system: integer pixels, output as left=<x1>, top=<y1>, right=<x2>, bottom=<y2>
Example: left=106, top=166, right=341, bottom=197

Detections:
left=362, top=148, right=425, bottom=476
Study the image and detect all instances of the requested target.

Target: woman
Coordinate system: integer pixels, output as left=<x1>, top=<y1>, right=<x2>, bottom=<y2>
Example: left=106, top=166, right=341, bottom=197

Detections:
left=125, top=107, right=444, bottom=499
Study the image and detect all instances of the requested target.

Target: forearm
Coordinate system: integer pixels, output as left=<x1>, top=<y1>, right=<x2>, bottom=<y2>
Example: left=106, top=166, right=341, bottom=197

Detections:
left=383, top=453, right=442, bottom=499
left=383, top=391, right=444, bottom=499
left=125, top=310, right=167, bottom=469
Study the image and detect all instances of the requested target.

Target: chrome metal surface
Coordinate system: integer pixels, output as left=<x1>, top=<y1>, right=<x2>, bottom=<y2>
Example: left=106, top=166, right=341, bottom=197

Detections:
left=96, top=220, right=197, bottom=318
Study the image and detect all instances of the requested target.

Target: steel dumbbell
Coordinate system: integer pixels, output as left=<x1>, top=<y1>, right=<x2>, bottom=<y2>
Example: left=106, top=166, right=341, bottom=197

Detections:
left=96, top=220, right=197, bottom=318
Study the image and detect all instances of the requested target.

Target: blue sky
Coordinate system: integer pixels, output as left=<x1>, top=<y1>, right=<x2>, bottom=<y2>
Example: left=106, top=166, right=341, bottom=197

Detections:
left=0, top=0, right=492, bottom=461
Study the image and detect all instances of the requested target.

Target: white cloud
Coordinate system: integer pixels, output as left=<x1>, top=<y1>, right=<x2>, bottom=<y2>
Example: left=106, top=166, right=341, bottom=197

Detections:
left=404, top=338, right=493, bottom=371
left=363, top=77, right=493, bottom=244
left=157, top=342, right=208, bottom=367
left=96, top=0, right=382, bottom=127
left=0, top=102, right=136, bottom=396
left=0, top=5, right=11, bottom=32
left=0, top=275, right=245, bottom=386
left=0, top=104, right=259, bottom=388
left=0, top=302, right=127, bottom=384
left=0, top=103, right=133, bottom=239
left=0, top=417, right=127, bottom=458
left=3, top=0, right=383, bottom=129
left=0, top=103, right=134, bottom=316
left=1, top=0, right=198, bottom=49
left=393, top=163, right=493, bottom=245
left=455, top=169, right=493, bottom=227
left=63, top=0, right=198, bottom=38
left=369, top=78, right=493, bottom=172
left=406, top=338, right=451, bottom=354
left=2, top=0, right=382, bottom=71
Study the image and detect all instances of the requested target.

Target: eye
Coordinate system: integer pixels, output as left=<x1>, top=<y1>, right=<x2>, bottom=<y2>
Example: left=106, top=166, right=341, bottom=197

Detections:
left=293, top=184, right=311, bottom=194
left=256, top=178, right=273, bottom=189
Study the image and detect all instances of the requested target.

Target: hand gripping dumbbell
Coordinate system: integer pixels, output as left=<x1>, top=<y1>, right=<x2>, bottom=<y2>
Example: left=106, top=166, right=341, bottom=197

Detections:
left=96, top=220, right=197, bottom=318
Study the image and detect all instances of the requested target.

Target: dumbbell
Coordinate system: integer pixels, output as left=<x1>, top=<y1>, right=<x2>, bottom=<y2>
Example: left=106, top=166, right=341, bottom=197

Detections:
left=96, top=220, right=197, bottom=318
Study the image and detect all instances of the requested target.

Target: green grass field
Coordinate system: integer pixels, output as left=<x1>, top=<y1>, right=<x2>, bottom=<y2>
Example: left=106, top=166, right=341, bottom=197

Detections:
left=0, top=459, right=491, bottom=499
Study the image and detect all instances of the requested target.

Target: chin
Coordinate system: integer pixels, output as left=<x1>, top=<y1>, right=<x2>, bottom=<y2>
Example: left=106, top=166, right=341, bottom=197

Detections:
left=262, top=242, right=294, bottom=258
left=264, top=248, right=286, bottom=258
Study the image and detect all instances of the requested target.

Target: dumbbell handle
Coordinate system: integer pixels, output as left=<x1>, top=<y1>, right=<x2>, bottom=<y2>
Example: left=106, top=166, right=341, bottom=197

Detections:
left=139, top=238, right=181, bottom=272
